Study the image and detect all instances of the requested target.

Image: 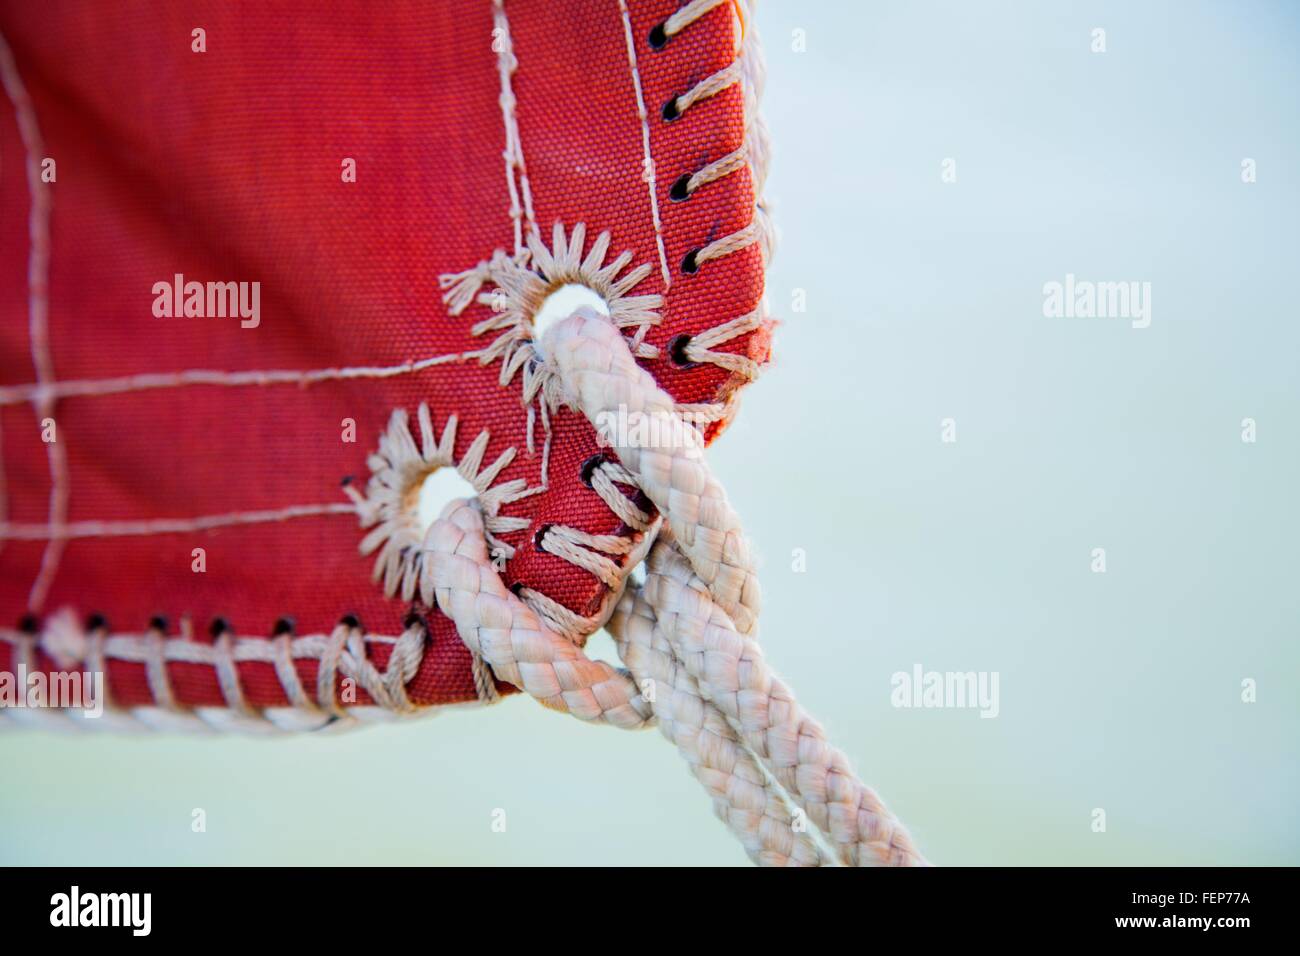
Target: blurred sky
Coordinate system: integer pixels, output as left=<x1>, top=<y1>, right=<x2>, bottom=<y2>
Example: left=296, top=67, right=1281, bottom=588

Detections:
left=2, top=0, right=1297, bottom=866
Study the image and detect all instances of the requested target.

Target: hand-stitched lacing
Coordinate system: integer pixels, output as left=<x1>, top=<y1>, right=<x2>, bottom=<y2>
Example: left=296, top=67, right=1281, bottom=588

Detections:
left=0, top=610, right=449, bottom=733
left=650, top=0, right=773, bottom=388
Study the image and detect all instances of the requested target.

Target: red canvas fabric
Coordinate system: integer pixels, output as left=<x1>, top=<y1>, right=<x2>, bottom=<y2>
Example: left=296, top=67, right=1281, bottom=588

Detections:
left=0, top=1, right=768, bottom=711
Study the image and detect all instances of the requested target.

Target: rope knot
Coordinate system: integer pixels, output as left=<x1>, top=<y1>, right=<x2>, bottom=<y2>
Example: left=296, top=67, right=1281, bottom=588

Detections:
left=416, top=309, right=927, bottom=866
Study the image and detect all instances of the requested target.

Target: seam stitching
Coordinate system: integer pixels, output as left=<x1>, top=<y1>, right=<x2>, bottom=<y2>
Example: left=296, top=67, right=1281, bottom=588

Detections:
left=653, top=0, right=775, bottom=427
left=0, top=611, right=482, bottom=730
left=0, top=29, right=66, bottom=612
left=618, top=0, right=673, bottom=290
left=0, top=349, right=487, bottom=407
left=1, top=503, right=356, bottom=541
left=493, top=0, right=536, bottom=254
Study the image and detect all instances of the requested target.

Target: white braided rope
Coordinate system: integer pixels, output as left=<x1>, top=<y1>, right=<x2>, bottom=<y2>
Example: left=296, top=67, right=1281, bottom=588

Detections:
left=548, top=311, right=761, bottom=638
left=0, top=616, right=448, bottom=734
left=550, top=313, right=923, bottom=864
left=608, top=575, right=830, bottom=866
left=422, top=501, right=652, bottom=730
left=613, top=535, right=927, bottom=867
left=418, top=496, right=832, bottom=866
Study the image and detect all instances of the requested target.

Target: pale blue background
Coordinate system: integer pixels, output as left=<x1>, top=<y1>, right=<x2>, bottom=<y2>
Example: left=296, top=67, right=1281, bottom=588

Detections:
left=2, top=0, right=1297, bottom=865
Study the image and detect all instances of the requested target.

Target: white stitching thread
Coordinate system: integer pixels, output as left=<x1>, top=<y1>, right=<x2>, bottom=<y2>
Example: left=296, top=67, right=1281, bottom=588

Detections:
left=681, top=304, right=763, bottom=378
left=669, top=60, right=741, bottom=118
left=273, top=628, right=316, bottom=713
left=617, top=0, right=673, bottom=290
left=0, top=502, right=356, bottom=541
left=656, top=0, right=774, bottom=430
left=691, top=218, right=762, bottom=271
left=492, top=0, right=536, bottom=255
left=663, top=0, right=729, bottom=39
left=0, top=29, right=66, bottom=613
left=537, top=524, right=634, bottom=590
left=682, top=144, right=747, bottom=198
left=144, top=623, right=176, bottom=711
left=0, top=611, right=483, bottom=731
left=212, top=625, right=252, bottom=717
left=0, top=350, right=485, bottom=407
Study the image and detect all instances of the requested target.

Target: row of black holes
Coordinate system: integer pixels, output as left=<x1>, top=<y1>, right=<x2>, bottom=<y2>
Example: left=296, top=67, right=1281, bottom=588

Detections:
left=649, top=18, right=711, bottom=365
left=14, top=612, right=419, bottom=640
left=648, top=18, right=707, bottom=276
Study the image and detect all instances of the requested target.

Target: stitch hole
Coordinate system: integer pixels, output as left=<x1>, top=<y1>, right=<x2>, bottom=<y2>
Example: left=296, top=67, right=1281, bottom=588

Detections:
left=530, top=283, right=611, bottom=359
left=681, top=249, right=701, bottom=274
left=533, top=524, right=553, bottom=552
left=668, top=334, right=697, bottom=368
left=410, top=467, right=478, bottom=537
left=581, top=452, right=614, bottom=487
left=669, top=174, right=692, bottom=202
left=208, top=617, right=230, bottom=639
left=648, top=23, right=669, bottom=49
left=662, top=96, right=681, bottom=122
left=271, top=617, right=295, bottom=636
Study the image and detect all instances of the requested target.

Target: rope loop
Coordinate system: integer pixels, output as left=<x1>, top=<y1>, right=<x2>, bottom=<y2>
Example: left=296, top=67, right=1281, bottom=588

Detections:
left=418, top=310, right=928, bottom=866
left=422, top=498, right=651, bottom=730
